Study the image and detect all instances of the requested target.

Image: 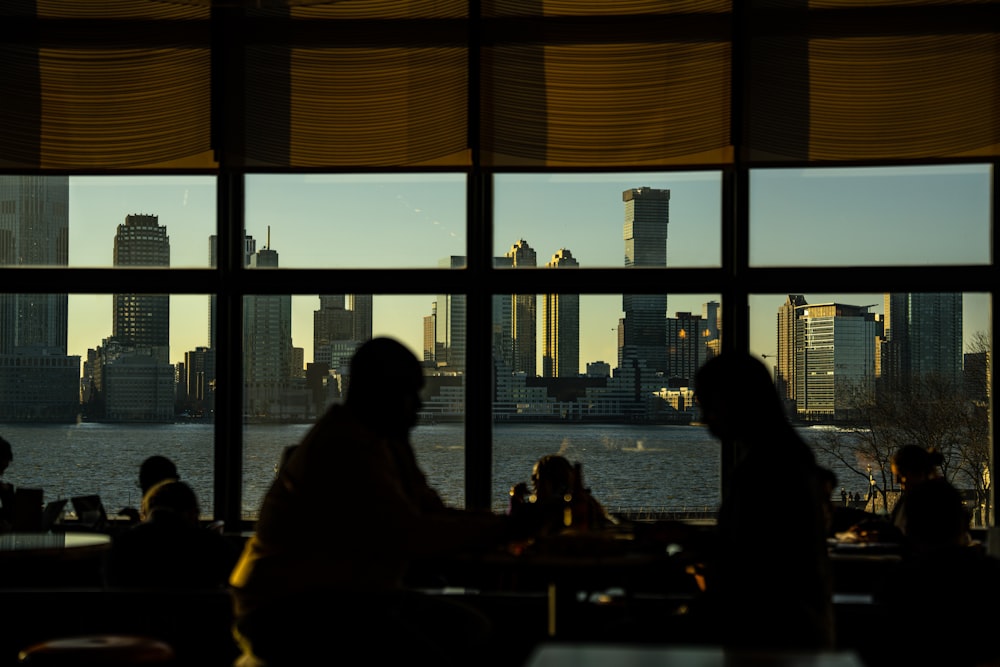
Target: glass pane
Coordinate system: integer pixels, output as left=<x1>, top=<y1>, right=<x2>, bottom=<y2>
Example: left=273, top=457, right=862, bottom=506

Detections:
left=1, top=293, right=214, bottom=519
left=495, top=172, right=721, bottom=269
left=750, top=165, right=991, bottom=267
left=64, top=175, right=216, bottom=268
left=749, top=291, right=991, bottom=528
left=244, top=174, right=466, bottom=269
left=241, top=294, right=464, bottom=519
left=491, top=293, right=723, bottom=516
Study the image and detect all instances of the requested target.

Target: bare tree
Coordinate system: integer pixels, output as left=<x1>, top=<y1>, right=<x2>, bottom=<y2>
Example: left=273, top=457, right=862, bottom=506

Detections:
left=811, top=364, right=990, bottom=524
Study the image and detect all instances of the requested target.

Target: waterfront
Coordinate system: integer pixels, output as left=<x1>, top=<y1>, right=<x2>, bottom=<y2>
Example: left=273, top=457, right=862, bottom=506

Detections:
left=2, top=421, right=865, bottom=519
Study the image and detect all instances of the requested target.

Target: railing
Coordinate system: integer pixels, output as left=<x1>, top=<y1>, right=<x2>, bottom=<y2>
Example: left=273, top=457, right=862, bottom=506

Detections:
left=611, top=507, right=718, bottom=522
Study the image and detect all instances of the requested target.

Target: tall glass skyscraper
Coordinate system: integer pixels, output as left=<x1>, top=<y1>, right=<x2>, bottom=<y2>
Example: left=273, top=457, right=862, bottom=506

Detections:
left=620, top=186, right=669, bottom=374
left=0, top=176, right=78, bottom=422
left=882, top=292, right=963, bottom=387
left=0, top=175, right=69, bottom=354
left=794, top=302, right=879, bottom=420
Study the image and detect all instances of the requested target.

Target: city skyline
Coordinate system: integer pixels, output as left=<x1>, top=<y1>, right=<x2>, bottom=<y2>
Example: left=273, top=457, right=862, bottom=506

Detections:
left=35, top=168, right=991, bottom=375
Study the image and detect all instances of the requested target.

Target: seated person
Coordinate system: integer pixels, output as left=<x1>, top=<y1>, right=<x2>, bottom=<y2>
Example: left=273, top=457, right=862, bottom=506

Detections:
left=869, top=477, right=998, bottom=666
left=510, top=453, right=618, bottom=533
left=118, top=455, right=180, bottom=523
left=105, top=479, right=239, bottom=589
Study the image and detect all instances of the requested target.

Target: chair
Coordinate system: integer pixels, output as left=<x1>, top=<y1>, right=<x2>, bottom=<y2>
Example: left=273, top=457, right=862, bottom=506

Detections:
left=17, top=634, right=175, bottom=666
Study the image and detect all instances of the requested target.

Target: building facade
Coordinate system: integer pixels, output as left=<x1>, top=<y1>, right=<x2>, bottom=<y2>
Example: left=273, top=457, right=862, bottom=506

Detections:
left=543, top=248, right=579, bottom=378
left=113, top=214, right=170, bottom=364
left=620, top=186, right=669, bottom=375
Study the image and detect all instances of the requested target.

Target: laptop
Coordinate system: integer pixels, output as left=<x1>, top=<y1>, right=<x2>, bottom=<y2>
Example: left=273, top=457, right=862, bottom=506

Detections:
left=41, top=498, right=68, bottom=532
left=71, top=495, right=108, bottom=530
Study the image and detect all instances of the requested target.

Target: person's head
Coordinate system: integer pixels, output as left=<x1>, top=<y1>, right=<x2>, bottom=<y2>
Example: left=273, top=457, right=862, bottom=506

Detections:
left=531, top=454, right=574, bottom=500
left=0, top=436, right=11, bottom=476
left=891, top=445, right=943, bottom=491
left=139, top=455, right=179, bottom=493
left=141, top=479, right=200, bottom=525
left=694, top=352, right=787, bottom=442
left=346, top=337, right=424, bottom=437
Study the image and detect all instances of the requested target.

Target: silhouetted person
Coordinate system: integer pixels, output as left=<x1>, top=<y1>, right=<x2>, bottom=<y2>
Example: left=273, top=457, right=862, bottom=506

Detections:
left=689, top=353, right=835, bottom=650
left=869, top=477, right=999, bottom=666
left=118, top=455, right=180, bottom=523
left=0, top=436, right=14, bottom=532
left=230, top=337, right=530, bottom=667
left=510, top=453, right=618, bottom=534
left=888, top=444, right=945, bottom=537
left=104, top=479, right=238, bottom=589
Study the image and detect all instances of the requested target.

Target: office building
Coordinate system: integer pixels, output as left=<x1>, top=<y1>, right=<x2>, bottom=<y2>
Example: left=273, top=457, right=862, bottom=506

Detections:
left=882, top=292, right=963, bottom=388
left=620, top=187, right=669, bottom=375
left=506, top=239, right=537, bottom=376
left=0, top=176, right=70, bottom=355
left=794, top=302, right=880, bottom=421
left=245, top=241, right=293, bottom=417
left=0, top=176, right=78, bottom=421
left=543, top=249, right=579, bottom=378
left=776, top=294, right=809, bottom=409
left=113, top=214, right=170, bottom=364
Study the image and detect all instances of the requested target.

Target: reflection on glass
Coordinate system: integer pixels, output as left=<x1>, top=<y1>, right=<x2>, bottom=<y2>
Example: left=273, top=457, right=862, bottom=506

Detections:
left=244, top=174, right=466, bottom=269
left=494, top=172, right=721, bottom=269
left=750, top=291, right=991, bottom=527
left=750, top=165, right=991, bottom=267
left=67, top=175, right=217, bottom=268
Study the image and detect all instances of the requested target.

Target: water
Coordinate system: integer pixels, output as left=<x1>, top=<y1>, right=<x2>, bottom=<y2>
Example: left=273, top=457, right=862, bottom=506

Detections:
left=2, top=421, right=860, bottom=519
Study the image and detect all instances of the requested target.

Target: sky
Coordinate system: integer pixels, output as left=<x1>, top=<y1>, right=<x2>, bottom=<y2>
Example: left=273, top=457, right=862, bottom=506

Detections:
left=63, top=167, right=992, bottom=372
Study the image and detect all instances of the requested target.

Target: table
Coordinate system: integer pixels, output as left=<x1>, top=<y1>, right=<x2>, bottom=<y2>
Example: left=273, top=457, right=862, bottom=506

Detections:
left=522, top=642, right=867, bottom=667
left=0, top=532, right=112, bottom=586
left=0, top=531, right=111, bottom=559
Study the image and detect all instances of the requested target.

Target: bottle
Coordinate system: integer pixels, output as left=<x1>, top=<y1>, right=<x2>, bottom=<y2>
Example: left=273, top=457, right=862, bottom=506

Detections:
left=569, top=462, right=594, bottom=531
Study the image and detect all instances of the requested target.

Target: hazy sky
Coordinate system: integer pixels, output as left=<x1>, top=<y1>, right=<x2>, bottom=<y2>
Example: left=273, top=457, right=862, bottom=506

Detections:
left=64, top=166, right=991, bottom=372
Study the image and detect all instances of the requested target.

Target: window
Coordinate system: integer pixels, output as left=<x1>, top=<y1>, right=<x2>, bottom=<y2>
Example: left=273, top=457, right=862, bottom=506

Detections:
left=0, top=2, right=995, bottom=531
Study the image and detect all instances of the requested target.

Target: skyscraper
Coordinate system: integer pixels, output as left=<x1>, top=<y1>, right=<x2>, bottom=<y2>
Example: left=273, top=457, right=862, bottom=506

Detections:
left=776, top=294, right=809, bottom=407
left=794, top=302, right=879, bottom=421
left=543, top=249, right=579, bottom=378
left=620, top=186, right=669, bottom=374
left=0, top=176, right=79, bottom=422
left=0, top=175, right=70, bottom=354
left=113, top=214, right=170, bottom=363
left=507, top=239, right=537, bottom=376
left=882, top=292, right=963, bottom=387
left=245, top=239, right=293, bottom=416
left=312, top=294, right=371, bottom=369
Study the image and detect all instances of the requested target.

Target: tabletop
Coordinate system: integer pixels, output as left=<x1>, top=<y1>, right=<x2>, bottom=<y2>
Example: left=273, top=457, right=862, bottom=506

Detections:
left=0, top=531, right=111, bottom=559
left=523, top=643, right=868, bottom=667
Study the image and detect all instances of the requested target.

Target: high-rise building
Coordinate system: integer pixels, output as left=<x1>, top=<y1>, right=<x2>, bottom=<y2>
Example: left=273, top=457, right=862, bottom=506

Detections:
left=794, top=302, right=879, bottom=421
left=543, top=249, right=579, bottom=378
left=0, top=175, right=78, bottom=422
left=0, top=175, right=70, bottom=354
left=208, top=233, right=257, bottom=350
left=881, top=292, right=963, bottom=388
left=245, top=240, right=293, bottom=416
left=776, top=294, right=809, bottom=407
left=507, top=239, right=537, bottom=376
left=113, top=214, right=170, bottom=363
left=666, top=311, right=707, bottom=385
left=312, top=294, right=371, bottom=368
left=620, top=186, right=669, bottom=375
